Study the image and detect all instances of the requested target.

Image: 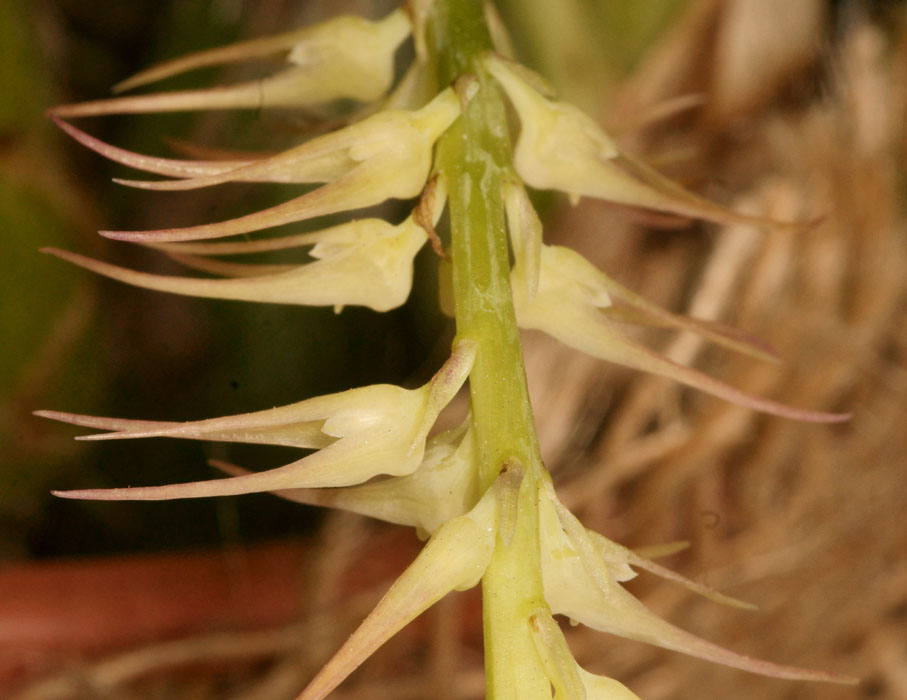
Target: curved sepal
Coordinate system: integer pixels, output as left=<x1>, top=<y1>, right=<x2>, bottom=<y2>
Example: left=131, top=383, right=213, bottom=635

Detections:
left=512, top=243, right=849, bottom=423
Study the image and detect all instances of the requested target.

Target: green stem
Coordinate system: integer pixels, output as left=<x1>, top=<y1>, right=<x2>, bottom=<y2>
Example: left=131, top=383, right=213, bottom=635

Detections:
left=427, top=3, right=551, bottom=699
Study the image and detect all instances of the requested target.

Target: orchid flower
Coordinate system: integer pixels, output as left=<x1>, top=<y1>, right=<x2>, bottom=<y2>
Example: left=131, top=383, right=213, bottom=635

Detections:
left=537, top=479, right=852, bottom=684
left=51, top=9, right=412, bottom=117
left=486, top=54, right=809, bottom=230
left=39, top=340, right=475, bottom=498
left=216, top=421, right=480, bottom=539
left=42, top=208, right=436, bottom=312
left=91, top=87, right=459, bottom=243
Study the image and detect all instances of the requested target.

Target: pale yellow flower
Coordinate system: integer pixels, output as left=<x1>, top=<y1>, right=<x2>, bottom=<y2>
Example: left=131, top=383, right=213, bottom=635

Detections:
left=73, top=87, right=460, bottom=243
left=43, top=213, right=431, bottom=312
left=486, top=54, right=806, bottom=230
left=537, top=480, right=853, bottom=683
left=505, top=182, right=848, bottom=422
left=38, top=340, right=476, bottom=498
left=295, top=479, right=504, bottom=700
left=51, top=9, right=412, bottom=117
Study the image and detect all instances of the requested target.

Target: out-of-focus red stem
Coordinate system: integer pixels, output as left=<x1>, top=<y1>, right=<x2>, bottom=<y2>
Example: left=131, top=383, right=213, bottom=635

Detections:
left=0, top=532, right=421, bottom=684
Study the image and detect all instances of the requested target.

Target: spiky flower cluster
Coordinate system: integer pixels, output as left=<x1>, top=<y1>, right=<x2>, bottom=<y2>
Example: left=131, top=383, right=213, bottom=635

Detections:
left=41, top=4, right=853, bottom=700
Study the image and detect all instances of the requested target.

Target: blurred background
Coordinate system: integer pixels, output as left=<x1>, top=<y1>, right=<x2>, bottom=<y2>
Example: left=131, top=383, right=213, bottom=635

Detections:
left=1, top=0, right=905, bottom=698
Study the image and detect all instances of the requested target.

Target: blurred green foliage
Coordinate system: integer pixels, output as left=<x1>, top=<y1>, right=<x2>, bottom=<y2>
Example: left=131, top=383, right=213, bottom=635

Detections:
left=495, top=0, right=688, bottom=111
left=0, top=1, right=106, bottom=555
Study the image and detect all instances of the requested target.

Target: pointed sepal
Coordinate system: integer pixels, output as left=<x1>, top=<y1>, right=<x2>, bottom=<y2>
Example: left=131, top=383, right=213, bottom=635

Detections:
left=214, top=422, right=480, bottom=538
left=294, top=478, right=500, bottom=700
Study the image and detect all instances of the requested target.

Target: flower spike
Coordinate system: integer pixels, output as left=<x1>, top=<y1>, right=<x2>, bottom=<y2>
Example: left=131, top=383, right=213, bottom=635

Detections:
left=99, top=88, right=460, bottom=243
left=42, top=212, right=431, bottom=312
left=51, top=10, right=412, bottom=118
left=42, top=340, right=475, bottom=499
left=49, top=116, right=253, bottom=180
left=295, top=479, right=501, bottom=700
left=485, top=54, right=808, bottom=231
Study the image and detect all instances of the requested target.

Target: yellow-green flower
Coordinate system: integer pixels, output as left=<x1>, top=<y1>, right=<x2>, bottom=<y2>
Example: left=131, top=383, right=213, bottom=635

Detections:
left=43, top=213, right=431, bottom=312
left=39, top=340, right=475, bottom=498
left=51, top=8, right=412, bottom=116
left=537, top=479, right=851, bottom=683
left=486, top=53, right=807, bottom=230
left=505, top=181, right=848, bottom=422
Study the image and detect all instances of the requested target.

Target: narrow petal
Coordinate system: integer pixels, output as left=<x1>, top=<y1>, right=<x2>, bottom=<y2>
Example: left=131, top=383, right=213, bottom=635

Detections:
left=597, top=272, right=779, bottom=363
left=584, top=528, right=755, bottom=610
left=294, top=487, right=497, bottom=700
left=100, top=183, right=368, bottom=243
left=624, top=548, right=757, bottom=611
left=600, top=334, right=849, bottom=423
left=112, top=23, right=334, bottom=92
left=32, top=410, right=328, bottom=445
left=147, top=219, right=384, bottom=256
left=35, top=399, right=333, bottom=448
